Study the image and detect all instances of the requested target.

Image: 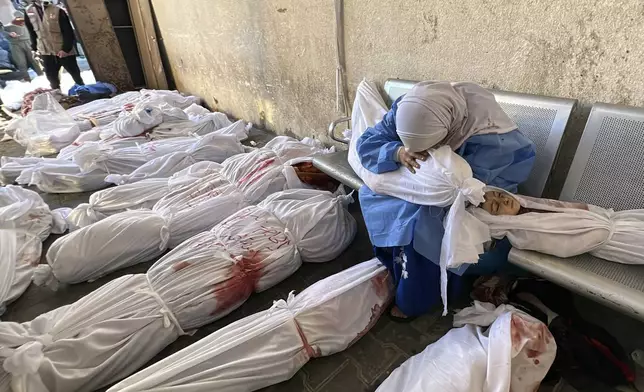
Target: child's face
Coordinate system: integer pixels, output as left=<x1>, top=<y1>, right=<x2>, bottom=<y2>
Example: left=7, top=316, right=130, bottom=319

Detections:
left=481, top=190, right=520, bottom=216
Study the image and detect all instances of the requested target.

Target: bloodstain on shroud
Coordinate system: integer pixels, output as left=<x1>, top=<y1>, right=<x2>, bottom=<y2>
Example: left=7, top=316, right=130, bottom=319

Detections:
left=511, top=313, right=554, bottom=365
left=211, top=250, right=265, bottom=317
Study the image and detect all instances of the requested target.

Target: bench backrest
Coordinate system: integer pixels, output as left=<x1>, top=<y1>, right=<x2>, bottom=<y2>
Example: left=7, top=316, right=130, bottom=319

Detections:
left=560, top=103, right=644, bottom=210
left=383, top=79, right=577, bottom=198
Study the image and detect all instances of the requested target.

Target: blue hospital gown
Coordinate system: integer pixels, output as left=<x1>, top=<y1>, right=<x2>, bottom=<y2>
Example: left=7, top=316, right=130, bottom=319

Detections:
left=357, top=97, right=536, bottom=316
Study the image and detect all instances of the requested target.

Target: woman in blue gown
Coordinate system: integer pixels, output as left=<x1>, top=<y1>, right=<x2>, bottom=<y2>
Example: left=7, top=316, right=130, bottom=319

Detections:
left=356, top=81, right=536, bottom=319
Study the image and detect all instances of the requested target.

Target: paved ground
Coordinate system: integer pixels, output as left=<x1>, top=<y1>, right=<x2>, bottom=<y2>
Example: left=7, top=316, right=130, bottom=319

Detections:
left=0, top=129, right=458, bottom=392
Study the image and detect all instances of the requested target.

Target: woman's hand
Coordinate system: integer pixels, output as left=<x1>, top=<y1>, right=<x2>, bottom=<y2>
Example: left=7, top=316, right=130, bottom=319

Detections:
left=397, top=147, right=428, bottom=174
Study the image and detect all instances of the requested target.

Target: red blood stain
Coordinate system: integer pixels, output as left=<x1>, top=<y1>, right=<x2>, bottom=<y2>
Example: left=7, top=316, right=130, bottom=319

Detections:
left=237, top=158, right=276, bottom=185
left=172, top=261, right=191, bottom=271
left=371, top=271, right=394, bottom=300
left=211, top=250, right=264, bottom=316
left=348, top=303, right=387, bottom=348
left=527, top=349, right=540, bottom=359
left=510, top=314, right=552, bottom=360
left=293, top=318, right=322, bottom=359
left=534, top=359, right=540, bottom=365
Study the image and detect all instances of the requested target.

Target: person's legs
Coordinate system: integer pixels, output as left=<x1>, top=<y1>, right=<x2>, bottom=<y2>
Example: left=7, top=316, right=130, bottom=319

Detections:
left=41, top=55, right=62, bottom=89
left=9, top=44, right=29, bottom=80
left=21, top=43, right=43, bottom=76
left=374, top=246, right=442, bottom=318
left=393, top=245, right=442, bottom=317
left=59, top=55, right=84, bottom=86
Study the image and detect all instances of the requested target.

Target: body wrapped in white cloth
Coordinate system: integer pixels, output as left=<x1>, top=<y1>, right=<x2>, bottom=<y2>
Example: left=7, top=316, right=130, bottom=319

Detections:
left=108, top=258, right=392, bottom=392
left=39, top=139, right=333, bottom=287
left=0, top=186, right=61, bottom=316
left=66, top=162, right=222, bottom=230
left=376, top=301, right=556, bottom=392
left=0, top=190, right=357, bottom=392
left=469, top=188, right=644, bottom=265
left=347, top=79, right=491, bottom=314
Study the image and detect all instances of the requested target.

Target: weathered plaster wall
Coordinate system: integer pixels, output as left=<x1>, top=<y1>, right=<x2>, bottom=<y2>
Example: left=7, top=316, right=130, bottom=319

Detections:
left=151, top=0, right=643, bottom=192
left=151, top=0, right=337, bottom=139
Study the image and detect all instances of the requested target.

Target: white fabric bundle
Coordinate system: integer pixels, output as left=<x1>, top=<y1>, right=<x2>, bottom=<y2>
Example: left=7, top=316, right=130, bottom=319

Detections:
left=39, top=211, right=170, bottom=287
left=155, top=139, right=328, bottom=247
left=56, top=135, right=149, bottom=161
left=377, top=301, right=556, bottom=392
left=0, top=191, right=358, bottom=392
left=71, top=136, right=193, bottom=175
left=0, top=274, right=184, bottom=392
left=348, top=79, right=490, bottom=314
left=183, top=104, right=231, bottom=127
left=139, top=89, right=200, bottom=109
left=110, top=104, right=164, bottom=138
left=166, top=161, right=222, bottom=190
left=66, top=91, right=142, bottom=127
left=145, top=109, right=233, bottom=140
left=66, top=178, right=169, bottom=230
left=108, top=258, right=392, bottom=392
left=104, top=121, right=247, bottom=185
left=21, top=162, right=109, bottom=194
left=0, top=157, right=62, bottom=186
left=66, top=162, right=223, bottom=230
left=469, top=190, right=644, bottom=265
left=146, top=188, right=356, bottom=330
left=0, top=186, right=55, bottom=315
left=35, top=140, right=330, bottom=287
left=9, top=93, right=81, bottom=156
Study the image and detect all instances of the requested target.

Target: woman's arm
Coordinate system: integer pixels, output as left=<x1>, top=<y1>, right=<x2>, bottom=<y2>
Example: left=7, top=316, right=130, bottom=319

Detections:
left=356, top=99, right=403, bottom=174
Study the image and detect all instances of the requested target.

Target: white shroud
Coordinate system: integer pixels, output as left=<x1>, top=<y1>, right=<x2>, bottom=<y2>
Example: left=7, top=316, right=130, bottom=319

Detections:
left=347, top=79, right=491, bottom=314
left=0, top=190, right=357, bottom=392
left=108, top=258, right=392, bottom=392
left=470, top=190, right=644, bottom=265
left=0, top=186, right=58, bottom=316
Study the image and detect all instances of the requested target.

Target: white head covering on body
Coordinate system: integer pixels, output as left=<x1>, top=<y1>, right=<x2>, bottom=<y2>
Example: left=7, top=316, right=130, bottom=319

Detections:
left=395, top=81, right=517, bottom=152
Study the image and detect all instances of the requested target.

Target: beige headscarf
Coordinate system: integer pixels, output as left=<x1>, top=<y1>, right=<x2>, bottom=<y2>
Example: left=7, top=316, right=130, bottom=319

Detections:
left=395, top=81, right=517, bottom=152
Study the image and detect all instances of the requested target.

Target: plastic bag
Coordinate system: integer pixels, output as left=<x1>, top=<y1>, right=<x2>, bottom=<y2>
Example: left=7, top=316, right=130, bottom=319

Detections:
left=12, top=93, right=81, bottom=156
left=108, top=258, right=392, bottom=392
left=377, top=301, right=556, bottom=392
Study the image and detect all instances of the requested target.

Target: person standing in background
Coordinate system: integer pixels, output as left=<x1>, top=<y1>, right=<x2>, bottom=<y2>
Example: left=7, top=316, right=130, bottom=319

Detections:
left=4, top=11, right=43, bottom=81
left=24, top=0, right=84, bottom=89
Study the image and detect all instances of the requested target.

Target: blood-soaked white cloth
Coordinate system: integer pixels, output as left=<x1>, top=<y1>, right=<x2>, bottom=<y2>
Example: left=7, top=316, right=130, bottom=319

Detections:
left=109, top=258, right=392, bottom=392
left=376, top=301, right=556, bottom=392
left=0, top=190, right=357, bottom=392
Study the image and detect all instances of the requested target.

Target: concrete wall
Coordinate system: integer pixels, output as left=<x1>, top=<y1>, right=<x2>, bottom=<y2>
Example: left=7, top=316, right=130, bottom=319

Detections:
left=151, top=0, right=644, bottom=193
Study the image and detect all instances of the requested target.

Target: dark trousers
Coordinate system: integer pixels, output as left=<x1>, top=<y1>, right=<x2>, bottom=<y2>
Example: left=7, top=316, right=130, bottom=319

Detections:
left=41, top=54, right=84, bottom=90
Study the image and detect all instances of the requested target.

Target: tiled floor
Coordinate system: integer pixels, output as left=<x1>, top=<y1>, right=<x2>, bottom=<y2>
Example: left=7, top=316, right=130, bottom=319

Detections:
left=0, top=129, right=455, bottom=392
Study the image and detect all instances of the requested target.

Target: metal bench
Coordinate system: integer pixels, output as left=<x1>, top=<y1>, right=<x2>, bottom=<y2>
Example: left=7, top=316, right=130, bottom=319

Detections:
left=509, top=103, right=644, bottom=322
left=314, top=79, right=577, bottom=197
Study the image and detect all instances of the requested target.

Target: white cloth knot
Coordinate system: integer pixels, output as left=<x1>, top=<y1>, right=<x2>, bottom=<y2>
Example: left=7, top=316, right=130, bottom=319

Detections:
left=269, top=291, right=297, bottom=316
left=138, top=278, right=186, bottom=336
left=158, top=213, right=173, bottom=251
left=458, top=177, right=486, bottom=206
left=2, top=334, right=53, bottom=375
